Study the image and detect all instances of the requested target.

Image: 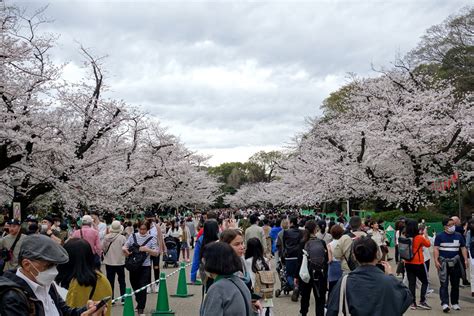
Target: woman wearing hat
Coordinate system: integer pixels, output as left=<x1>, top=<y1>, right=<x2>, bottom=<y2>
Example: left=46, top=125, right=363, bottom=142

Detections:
left=102, top=221, right=127, bottom=303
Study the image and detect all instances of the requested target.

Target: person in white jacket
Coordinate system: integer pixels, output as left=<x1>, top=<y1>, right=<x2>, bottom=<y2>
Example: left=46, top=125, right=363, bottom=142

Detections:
left=102, top=220, right=127, bottom=303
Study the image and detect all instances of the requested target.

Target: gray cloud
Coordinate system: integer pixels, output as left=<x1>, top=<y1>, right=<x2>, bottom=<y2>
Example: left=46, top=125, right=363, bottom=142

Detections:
left=17, top=0, right=471, bottom=164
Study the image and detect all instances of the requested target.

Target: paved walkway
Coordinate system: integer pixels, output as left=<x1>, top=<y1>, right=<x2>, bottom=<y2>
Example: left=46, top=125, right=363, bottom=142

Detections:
left=109, top=251, right=473, bottom=315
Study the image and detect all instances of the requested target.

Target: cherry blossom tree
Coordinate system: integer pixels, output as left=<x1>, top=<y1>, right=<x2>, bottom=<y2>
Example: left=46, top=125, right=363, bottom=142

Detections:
left=0, top=4, right=219, bottom=213
left=272, top=68, right=472, bottom=211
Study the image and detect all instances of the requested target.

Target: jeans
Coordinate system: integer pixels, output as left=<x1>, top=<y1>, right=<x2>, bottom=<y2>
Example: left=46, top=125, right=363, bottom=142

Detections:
left=439, top=263, right=461, bottom=306
left=285, top=258, right=299, bottom=289
left=405, top=263, right=428, bottom=303
left=105, top=265, right=126, bottom=300
left=328, top=280, right=338, bottom=297
left=299, top=273, right=327, bottom=316
left=129, top=265, right=151, bottom=310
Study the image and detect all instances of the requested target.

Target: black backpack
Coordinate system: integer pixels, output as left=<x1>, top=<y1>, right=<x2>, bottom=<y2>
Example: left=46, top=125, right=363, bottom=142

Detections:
left=125, top=234, right=153, bottom=272
left=305, top=238, right=328, bottom=275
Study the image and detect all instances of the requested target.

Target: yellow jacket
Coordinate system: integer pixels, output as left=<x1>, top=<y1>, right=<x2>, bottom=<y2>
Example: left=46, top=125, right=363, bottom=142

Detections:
left=66, top=272, right=112, bottom=316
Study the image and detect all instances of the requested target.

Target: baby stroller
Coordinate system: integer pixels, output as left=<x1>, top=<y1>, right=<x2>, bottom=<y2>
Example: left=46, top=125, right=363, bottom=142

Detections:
left=275, top=259, right=292, bottom=297
left=163, top=236, right=179, bottom=268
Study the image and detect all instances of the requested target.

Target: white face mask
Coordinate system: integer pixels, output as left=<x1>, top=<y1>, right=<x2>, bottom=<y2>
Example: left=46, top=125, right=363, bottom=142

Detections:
left=41, top=224, right=49, bottom=232
left=447, top=226, right=456, bottom=234
left=31, top=263, right=58, bottom=287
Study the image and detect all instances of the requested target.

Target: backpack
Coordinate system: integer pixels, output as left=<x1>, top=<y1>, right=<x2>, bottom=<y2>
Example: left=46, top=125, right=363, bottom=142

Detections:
left=398, top=236, right=421, bottom=261
left=254, top=261, right=275, bottom=299
left=343, top=232, right=366, bottom=271
left=125, top=234, right=153, bottom=272
left=305, top=238, right=328, bottom=275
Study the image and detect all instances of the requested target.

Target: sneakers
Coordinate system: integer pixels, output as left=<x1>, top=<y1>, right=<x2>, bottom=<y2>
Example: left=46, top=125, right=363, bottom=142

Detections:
left=418, top=301, right=431, bottom=310
left=442, top=304, right=450, bottom=313
left=426, top=289, right=434, bottom=296
left=410, top=303, right=417, bottom=310
left=291, top=288, right=299, bottom=302
left=452, top=304, right=461, bottom=311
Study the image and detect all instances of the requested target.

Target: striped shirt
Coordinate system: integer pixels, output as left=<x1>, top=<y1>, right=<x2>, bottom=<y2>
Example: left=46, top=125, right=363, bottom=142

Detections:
left=125, top=233, right=158, bottom=266
left=434, top=231, right=465, bottom=259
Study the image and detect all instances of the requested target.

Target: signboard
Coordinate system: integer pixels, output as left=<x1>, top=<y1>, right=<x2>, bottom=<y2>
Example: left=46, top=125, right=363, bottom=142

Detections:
left=13, top=202, right=21, bottom=220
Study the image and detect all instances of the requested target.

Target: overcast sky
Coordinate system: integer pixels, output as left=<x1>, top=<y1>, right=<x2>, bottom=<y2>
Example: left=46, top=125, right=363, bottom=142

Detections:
left=17, top=0, right=471, bottom=165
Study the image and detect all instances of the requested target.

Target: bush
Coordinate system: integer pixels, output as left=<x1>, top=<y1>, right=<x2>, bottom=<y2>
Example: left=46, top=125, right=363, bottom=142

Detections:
left=373, top=210, right=446, bottom=222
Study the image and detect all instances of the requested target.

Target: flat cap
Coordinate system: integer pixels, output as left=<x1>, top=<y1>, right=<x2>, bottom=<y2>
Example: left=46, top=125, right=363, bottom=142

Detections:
left=19, top=235, right=69, bottom=264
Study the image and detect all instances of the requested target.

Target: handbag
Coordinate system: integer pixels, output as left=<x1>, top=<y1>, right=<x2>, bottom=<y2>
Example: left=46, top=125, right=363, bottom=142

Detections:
left=396, top=261, right=405, bottom=275
left=338, top=275, right=351, bottom=316
left=299, top=249, right=310, bottom=283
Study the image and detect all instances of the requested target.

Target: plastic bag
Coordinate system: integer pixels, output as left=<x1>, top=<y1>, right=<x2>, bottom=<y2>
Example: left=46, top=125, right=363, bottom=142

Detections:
left=299, top=249, right=310, bottom=283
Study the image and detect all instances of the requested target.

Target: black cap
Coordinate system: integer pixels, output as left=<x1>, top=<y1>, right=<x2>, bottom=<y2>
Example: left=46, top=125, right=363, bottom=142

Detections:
left=43, top=215, right=54, bottom=224
left=7, top=219, right=21, bottom=226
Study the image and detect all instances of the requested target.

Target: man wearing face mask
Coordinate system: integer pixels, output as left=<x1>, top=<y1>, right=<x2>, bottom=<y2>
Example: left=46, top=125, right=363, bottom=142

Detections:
left=41, top=215, right=62, bottom=244
left=434, top=217, right=469, bottom=313
left=0, top=235, right=106, bottom=316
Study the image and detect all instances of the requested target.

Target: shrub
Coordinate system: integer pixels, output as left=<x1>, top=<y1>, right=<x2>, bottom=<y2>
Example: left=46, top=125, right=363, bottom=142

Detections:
left=373, top=210, right=445, bottom=222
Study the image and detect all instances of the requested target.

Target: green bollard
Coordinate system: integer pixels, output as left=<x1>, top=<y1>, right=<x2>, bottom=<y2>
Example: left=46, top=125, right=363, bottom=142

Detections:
left=171, top=262, right=194, bottom=298
left=122, top=288, right=134, bottom=316
left=152, top=272, right=175, bottom=315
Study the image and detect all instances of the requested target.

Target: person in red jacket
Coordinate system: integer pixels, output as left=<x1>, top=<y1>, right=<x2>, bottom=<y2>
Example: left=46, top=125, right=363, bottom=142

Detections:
left=404, top=219, right=431, bottom=310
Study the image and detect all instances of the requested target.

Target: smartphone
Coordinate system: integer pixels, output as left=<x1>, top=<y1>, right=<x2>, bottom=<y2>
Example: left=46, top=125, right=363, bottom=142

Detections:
left=95, top=296, right=112, bottom=310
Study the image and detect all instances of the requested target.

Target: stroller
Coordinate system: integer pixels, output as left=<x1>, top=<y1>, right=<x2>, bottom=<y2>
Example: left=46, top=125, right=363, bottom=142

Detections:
left=275, top=259, right=292, bottom=297
left=163, top=236, right=179, bottom=268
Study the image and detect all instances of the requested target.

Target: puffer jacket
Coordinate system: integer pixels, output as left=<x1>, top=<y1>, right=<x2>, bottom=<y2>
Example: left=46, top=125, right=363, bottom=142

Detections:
left=0, top=270, right=86, bottom=316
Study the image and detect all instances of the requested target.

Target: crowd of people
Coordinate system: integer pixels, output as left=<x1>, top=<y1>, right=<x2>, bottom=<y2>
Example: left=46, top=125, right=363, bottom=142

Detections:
left=0, top=208, right=473, bottom=315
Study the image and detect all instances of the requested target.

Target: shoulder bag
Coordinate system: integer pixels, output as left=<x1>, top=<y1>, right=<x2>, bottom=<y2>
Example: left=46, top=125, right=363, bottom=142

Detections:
left=338, top=275, right=351, bottom=316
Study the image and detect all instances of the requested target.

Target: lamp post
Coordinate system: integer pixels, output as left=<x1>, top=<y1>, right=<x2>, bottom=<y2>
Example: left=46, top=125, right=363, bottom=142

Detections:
left=10, top=177, right=22, bottom=220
